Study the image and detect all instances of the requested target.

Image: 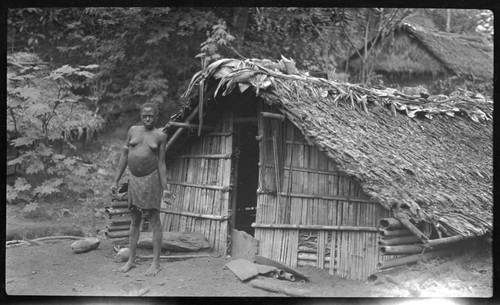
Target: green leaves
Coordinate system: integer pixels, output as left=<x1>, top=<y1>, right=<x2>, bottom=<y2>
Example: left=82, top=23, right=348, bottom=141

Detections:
left=34, top=178, right=64, bottom=196
left=26, top=159, right=45, bottom=174
left=11, top=135, right=38, bottom=147
left=23, top=202, right=39, bottom=213
left=14, top=177, right=32, bottom=192
left=6, top=177, right=32, bottom=203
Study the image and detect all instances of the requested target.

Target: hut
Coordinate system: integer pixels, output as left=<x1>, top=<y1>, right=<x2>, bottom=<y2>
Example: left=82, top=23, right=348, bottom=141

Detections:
left=346, top=22, right=493, bottom=95
left=160, top=57, right=492, bottom=281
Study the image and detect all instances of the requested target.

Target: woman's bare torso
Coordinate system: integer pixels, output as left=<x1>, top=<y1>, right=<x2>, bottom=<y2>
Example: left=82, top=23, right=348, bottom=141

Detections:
left=127, top=126, right=163, bottom=177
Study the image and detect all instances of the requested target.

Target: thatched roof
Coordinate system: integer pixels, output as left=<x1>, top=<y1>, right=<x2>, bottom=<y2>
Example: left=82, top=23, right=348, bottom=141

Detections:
left=178, top=58, right=493, bottom=238
left=349, top=22, right=493, bottom=80
left=402, top=23, right=493, bottom=80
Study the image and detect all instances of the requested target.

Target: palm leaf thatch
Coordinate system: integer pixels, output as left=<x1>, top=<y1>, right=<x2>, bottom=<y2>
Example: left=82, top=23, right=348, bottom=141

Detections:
left=178, top=58, right=493, bottom=238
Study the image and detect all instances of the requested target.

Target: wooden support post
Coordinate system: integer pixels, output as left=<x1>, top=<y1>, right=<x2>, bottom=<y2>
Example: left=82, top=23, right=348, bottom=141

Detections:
left=379, top=244, right=425, bottom=255
left=166, top=121, right=215, bottom=131
left=378, top=235, right=421, bottom=246
left=377, top=247, right=458, bottom=270
left=379, top=228, right=412, bottom=237
left=379, top=218, right=404, bottom=230
left=399, top=218, right=429, bottom=241
left=424, top=234, right=477, bottom=248
left=261, top=112, right=285, bottom=121
left=164, top=105, right=200, bottom=152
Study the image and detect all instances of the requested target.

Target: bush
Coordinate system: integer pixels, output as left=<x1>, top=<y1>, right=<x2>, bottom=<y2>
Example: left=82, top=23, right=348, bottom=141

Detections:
left=7, top=53, right=105, bottom=204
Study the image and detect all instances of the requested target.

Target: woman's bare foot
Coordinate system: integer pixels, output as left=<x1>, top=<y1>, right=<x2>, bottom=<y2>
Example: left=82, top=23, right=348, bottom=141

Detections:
left=145, top=263, right=161, bottom=276
left=118, top=260, right=136, bottom=273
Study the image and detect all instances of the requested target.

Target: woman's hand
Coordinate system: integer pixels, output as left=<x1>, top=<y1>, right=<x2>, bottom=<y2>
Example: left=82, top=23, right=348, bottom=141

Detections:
left=162, top=190, right=175, bottom=205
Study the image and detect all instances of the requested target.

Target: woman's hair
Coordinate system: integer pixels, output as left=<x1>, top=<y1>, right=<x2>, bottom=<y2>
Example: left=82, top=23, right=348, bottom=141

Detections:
left=140, top=102, right=159, bottom=114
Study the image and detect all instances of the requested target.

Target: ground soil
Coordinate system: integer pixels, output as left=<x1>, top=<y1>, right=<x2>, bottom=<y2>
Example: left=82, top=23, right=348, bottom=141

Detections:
left=4, top=127, right=495, bottom=299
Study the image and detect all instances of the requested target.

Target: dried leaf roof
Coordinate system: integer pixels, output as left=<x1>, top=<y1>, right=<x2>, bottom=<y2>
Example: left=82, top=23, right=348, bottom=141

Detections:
left=402, top=23, right=493, bottom=80
left=354, top=22, right=494, bottom=80
left=180, top=58, right=493, bottom=238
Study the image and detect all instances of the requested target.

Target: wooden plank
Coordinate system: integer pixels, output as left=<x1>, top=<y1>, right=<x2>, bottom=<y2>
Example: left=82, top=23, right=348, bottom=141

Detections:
left=225, top=258, right=259, bottom=281
left=231, top=229, right=259, bottom=262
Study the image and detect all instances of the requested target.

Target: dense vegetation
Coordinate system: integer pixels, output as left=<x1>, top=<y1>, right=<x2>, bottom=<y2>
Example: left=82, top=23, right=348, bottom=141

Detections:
left=6, top=7, right=493, bottom=205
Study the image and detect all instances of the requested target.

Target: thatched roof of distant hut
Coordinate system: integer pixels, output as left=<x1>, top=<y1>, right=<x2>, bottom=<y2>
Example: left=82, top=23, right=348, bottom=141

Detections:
left=176, top=58, right=493, bottom=238
left=349, top=22, right=493, bottom=80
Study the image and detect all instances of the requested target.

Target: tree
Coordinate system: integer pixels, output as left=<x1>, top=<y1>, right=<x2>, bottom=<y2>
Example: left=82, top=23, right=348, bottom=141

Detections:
left=7, top=54, right=104, bottom=204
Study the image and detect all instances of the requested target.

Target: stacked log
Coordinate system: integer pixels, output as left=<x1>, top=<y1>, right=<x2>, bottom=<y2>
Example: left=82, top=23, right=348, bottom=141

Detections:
left=377, top=218, right=472, bottom=271
left=105, top=198, right=131, bottom=239
left=378, top=218, right=426, bottom=270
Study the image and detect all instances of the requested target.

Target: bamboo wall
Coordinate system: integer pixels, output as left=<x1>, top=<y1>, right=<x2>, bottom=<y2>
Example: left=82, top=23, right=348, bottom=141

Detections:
left=162, top=112, right=233, bottom=253
left=254, top=118, right=393, bottom=281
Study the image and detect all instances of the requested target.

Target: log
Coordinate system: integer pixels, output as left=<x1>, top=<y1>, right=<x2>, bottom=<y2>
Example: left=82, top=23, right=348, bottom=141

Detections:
left=249, top=278, right=312, bottom=297
left=137, top=231, right=211, bottom=252
left=379, top=244, right=425, bottom=255
left=379, top=228, right=412, bottom=237
left=164, top=105, right=200, bottom=152
left=108, top=201, right=129, bottom=209
left=105, top=208, right=130, bottom=216
left=379, top=218, right=404, bottom=230
left=105, top=230, right=129, bottom=239
left=138, top=253, right=212, bottom=260
left=399, top=218, right=429, bottom=241
left=109, top=216, right=131, bottom=225
left=261, top=112, right=285, bottom=121
left=31, top=236, right=83, bottom=242
left=378, top=235, right=421, bottom=246
left=424, top=234, right=477, bottom=248
left=165, top=121, right=215, bottom=131
left=106, top=224, right=130, bottom=232
left=377, top=248, right=458, bottom=270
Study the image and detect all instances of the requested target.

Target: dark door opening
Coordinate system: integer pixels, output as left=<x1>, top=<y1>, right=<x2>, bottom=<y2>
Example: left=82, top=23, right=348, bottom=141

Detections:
left=234, top=124, right=259, bottom=236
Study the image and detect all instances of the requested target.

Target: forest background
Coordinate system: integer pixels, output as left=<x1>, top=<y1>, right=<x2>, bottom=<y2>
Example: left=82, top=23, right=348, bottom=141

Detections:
left=6, top=7, right=494, bottom=212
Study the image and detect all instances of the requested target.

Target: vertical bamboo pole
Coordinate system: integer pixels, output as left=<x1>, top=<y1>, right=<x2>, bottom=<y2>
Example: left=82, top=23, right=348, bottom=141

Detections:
left=220, top=112, right=232, bottom=253
left=317, top=230, right=326, bottom=269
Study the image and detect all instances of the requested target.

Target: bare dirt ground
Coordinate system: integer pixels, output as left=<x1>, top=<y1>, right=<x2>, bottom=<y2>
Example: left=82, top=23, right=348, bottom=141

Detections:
left=3, top=126, right=495, bottom=300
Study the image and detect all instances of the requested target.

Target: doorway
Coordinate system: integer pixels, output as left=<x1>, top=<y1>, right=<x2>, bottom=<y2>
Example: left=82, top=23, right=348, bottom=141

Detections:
left=233, top=124, right=259, bottom=236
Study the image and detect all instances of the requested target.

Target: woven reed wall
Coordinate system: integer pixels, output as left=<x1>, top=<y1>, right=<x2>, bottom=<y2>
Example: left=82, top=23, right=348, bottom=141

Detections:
left=162, top=112, right=233, bottom=253
left=255, top=118, right=394, bottom=281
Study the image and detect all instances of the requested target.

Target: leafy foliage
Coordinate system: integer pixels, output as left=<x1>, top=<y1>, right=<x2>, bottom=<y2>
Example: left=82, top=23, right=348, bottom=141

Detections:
left=7, top=53, right=104, bottom=204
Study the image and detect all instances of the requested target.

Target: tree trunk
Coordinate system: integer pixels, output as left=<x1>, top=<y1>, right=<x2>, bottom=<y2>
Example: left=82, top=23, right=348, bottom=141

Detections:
left=446, top=9, right=451, bottom=32
left=231, top=7, right=249, bottom=50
